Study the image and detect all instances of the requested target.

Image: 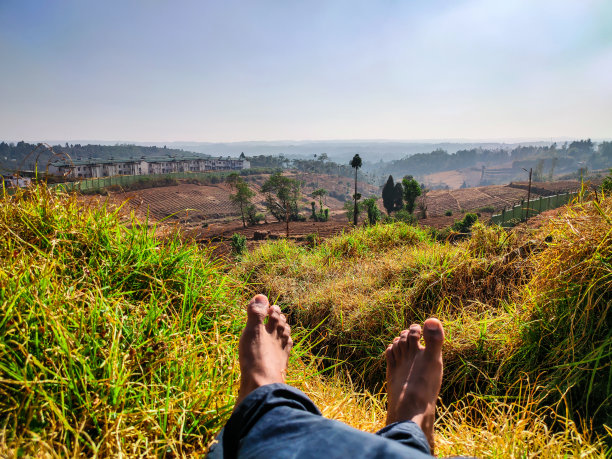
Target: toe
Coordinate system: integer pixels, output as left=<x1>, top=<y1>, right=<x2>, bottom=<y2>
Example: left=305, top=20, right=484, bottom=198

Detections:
left=397, top=329, right=410, bottom=356
left=423, top=318, right=444, bottom=358
left=281, top=324, right=291, bottom=347
left=286, top=335, right=293, bottom=351
left=266, top=305, right=282, bottom=333
left=386, top=343, right=396, bottom=367
left=391, top=334, right=403, bottom=361
left=408, top=324, right=422, bottom=354
left=246, top=294, right=270, bottom=326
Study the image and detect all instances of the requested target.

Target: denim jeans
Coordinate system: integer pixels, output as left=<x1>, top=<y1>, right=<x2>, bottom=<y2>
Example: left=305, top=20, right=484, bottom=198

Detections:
left=207, top=383, right=433, bottom=458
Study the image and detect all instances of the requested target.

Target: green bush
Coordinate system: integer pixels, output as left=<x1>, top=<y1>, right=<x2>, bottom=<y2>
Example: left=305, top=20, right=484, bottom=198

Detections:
left=230, top=233, right=247, bottom=255
left=451, top=213, right=478, bottom=233
left=476, top=205, right=495, bottom=214
left=362, top=197, right=382, bottom=225
left=394, top=208, right=417, bottom=225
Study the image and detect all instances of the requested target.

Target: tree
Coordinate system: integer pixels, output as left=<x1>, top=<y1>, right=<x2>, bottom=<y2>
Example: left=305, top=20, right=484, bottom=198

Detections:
left=227, top=174, right=255, bottom=228
left=350, top=154, right=362, bottom=225
left=393, top=183, right=404, bottom=211
left=362, top=196, right=382, bottom=225
left=599, top=141, right=612, bottom=159
left=312, top=188, right=328, bottom=221
left=402, top=176, right=421, bottom=214
left=382, top=175, right=396, bottom=214
left=343, top=199, right=364, bottom=223
left=261, top=172, right=302, bottom=223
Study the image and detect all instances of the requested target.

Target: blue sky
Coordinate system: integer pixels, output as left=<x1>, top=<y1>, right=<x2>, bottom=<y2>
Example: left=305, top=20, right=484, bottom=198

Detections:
left=1, top=0, right=611, bottom=142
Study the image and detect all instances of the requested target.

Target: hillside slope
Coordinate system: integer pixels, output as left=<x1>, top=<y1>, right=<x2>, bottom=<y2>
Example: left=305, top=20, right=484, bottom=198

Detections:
left=1, top=184, right=609, bottom=457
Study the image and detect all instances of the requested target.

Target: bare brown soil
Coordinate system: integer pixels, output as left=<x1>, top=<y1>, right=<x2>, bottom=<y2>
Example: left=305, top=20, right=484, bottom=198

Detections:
left=99, top=175, right=588, bottom=256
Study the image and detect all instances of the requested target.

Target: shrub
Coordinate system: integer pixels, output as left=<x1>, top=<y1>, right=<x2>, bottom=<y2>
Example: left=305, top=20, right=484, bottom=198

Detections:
left=305, top=233, right=319, bottom=248
left=362, top=197, right=382, bottom=225
left=451, top=213, right=478, bottom=233
left=394, top=209, right=417, bottom=225
left=230, top=233, right=247, bottom=256
left=246, top=205, right=264, bottom=225
left=445, top=210, right=453, bottom=216
left=476, top=205, right=495, bottom=214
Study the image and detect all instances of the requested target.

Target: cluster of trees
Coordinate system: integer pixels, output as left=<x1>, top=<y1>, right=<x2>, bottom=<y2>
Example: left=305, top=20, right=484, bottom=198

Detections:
left=246, top=153, right=361, bottom=180
left=310, top=188, right=329, bottom=222
left=369, top=140, right=612, bottom=181
left=228, top=171, right=314, bottom=232
left=381, top=175, right=422, bottom=215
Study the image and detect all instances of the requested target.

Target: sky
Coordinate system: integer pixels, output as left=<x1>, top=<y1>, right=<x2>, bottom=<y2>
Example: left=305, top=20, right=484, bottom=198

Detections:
left=1, top=0, right=611, bottom=143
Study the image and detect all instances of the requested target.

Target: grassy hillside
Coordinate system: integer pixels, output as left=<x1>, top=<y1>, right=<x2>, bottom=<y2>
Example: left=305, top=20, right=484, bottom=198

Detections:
left=0, top=186, right=246, bottom=455
left=1, top=183, right=610, bottom=457
left=238, top=193, right=612, bottom=453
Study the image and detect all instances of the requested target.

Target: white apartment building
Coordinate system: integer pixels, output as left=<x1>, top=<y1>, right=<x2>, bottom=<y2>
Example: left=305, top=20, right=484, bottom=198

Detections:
left=48, top=155, right=250, bottom=179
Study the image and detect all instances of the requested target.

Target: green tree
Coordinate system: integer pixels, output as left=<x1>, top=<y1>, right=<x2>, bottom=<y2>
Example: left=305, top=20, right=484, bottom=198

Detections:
left=381, top=175, right=396, bottom=214
left=393, top=183, right=404, bottom=211
left=312, top=188, right=328, bottom=221
left=362, top=196, right=382, bottom=225
left=350, top=154, right=362, bottom=225
left=599, top=141, right=612, bottom=159
left=343, top=199, right=364, bottom=223
left=401, top=176, right=421, bottom=214
left=261, top=172, right=302, bottom=222
left=227, top=174, right=255, bottom=228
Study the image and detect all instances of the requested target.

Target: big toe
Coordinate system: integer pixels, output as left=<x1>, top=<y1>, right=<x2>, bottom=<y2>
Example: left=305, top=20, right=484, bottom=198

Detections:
left=423, top=318, right=444, bottom=358
left=246, top=294, right=270, bottom=325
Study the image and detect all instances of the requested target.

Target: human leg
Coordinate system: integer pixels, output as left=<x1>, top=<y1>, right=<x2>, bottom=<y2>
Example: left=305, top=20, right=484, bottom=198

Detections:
left=207, top=295, right=436, bottom=458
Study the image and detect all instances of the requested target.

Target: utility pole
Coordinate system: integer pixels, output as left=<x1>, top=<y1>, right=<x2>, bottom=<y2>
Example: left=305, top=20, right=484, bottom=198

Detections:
left=286, top=202, right=290, bottom=238
left=353, top=166, right=358, bottom=226
left=523, top=167, right=532, bottom=221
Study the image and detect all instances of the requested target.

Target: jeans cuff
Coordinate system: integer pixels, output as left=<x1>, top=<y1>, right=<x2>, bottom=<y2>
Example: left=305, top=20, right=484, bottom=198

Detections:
left=217, top=383, right=321, bottom=458
left=376, top=420, right=431, bottom=455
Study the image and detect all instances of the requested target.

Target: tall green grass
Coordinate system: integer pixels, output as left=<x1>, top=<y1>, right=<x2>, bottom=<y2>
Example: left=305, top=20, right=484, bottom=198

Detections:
left=0, top=184, right=243, bottom=455
left=239, top=199, right=612, bottom=442
left=505, top=196, right=612, bottom=430
left=238, top=222, right=528, bottom=393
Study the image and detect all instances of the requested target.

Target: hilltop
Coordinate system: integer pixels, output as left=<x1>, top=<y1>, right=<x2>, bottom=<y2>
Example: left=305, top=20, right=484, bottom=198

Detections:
left=1, top=180, right=610, bottom=456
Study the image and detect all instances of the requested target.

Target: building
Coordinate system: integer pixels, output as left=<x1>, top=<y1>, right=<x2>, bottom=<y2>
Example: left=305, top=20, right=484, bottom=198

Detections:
left=48, top=155, right=250, bottom=179
left=2, top=175, right=32, bottom=188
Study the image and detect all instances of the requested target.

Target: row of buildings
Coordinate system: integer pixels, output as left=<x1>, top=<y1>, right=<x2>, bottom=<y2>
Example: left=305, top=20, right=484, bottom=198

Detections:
left=48, top=155, right=250, bottom=179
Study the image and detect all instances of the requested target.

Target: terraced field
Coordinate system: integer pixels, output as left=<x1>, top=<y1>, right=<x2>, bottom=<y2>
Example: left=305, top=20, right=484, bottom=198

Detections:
left=114, top=172, right=378, bottom=225
left=423, top=181, right=584, bottom=217
left=109, top=175, right=586, bottom=249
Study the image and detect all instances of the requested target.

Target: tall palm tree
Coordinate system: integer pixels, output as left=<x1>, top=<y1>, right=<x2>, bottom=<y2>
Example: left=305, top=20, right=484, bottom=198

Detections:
left=350, top=154, right=362, bottom=225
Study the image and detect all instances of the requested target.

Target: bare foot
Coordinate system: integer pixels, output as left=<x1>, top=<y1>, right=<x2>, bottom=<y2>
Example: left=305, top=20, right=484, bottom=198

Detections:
left=236, top=294, right=293, bottom=406
left=385, top=318, right=444, bottom=453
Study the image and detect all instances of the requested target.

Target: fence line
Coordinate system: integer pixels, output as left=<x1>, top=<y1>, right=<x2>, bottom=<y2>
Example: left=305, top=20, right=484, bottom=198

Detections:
left=50, top=171, right=234, bottom=193
left=490, top=192, right=578, bottom=227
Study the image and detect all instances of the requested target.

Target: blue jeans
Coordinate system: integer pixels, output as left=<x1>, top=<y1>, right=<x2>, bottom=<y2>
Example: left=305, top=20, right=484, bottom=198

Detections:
left=207, top=383, right=433, bottom=458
